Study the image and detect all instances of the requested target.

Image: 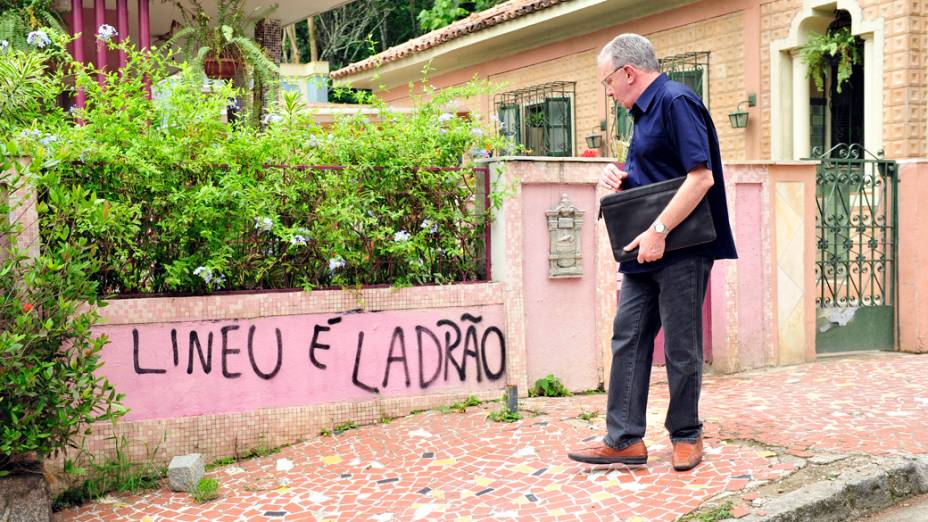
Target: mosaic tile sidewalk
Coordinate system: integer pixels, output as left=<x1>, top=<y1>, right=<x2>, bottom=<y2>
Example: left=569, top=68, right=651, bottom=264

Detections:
left=57, top=352, right=928, bottom=522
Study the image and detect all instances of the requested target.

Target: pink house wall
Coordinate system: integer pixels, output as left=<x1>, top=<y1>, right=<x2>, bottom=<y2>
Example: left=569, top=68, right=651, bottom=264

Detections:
left=96, top=305, right=506, bottom=421
left=520, top=184, right=599, bottom=390
left=734, top=183, right=765, bottom=368
left=898, top=161, right=928, bottom=353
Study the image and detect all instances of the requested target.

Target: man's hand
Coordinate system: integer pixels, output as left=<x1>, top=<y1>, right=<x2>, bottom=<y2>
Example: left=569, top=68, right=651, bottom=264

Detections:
left=600, top=163, right=628, bottom=192
left=624, top=228, right=666, bottom=263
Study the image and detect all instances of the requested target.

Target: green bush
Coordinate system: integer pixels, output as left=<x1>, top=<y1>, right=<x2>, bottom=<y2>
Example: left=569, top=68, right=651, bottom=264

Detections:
left=12, top=43, right=506, bottom=296
left=529, top=374, right=571, bottom=397
left=0, top=144, right=125, bottom=476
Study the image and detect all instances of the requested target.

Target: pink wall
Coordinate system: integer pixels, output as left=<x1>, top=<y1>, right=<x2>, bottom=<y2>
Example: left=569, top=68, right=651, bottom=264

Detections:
left=898, top=161, right=928, bottom=353
left=95, top=305, right=506, bottom=421
left=735, top=183, right=765, bottom=367
left=521, top=185, right=599, bottom=390
left=618, top=285, right=712, bottom=366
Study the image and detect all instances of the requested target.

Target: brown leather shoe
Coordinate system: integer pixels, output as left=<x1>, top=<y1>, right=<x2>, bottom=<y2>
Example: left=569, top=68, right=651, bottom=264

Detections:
left=672, top=437, right=703, bottom=471
left=567, top=440, right=648, bottom=465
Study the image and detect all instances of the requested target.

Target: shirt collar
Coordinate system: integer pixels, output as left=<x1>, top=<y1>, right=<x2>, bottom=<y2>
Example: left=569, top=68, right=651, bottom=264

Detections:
left=631, top=73, right=669, bottom=117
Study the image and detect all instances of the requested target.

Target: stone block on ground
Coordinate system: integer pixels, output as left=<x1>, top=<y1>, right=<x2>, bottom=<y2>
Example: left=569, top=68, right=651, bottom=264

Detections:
left=0, top=472, right=52, bottom=522
left=168, top=453, right=204, bottom=492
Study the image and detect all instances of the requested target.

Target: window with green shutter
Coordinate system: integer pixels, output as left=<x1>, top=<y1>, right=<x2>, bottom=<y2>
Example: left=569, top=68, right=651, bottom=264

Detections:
left=494, top=82, right=576, bottom=157
left=544, top=97, right=572, bottom=157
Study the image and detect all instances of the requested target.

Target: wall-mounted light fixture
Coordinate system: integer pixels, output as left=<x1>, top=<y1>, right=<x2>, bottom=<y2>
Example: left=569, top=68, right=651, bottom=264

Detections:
left=728, top=94, right=756, bottom=129
left=585, top=126, right=603, bottom=149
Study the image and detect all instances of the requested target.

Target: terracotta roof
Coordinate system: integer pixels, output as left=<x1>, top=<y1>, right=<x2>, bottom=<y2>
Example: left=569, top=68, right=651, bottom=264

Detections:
left=330, top=0, right=571, bottom=80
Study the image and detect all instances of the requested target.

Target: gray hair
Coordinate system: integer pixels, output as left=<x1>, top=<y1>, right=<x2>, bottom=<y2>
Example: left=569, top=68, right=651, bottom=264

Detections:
left=597, top=34, right=660, bottom=72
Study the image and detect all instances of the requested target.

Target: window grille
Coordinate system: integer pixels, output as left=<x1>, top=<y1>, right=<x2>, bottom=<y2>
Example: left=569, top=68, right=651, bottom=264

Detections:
left=611, top=51, right=711, bottom=154
left=494, top=81, right=576, bottom=157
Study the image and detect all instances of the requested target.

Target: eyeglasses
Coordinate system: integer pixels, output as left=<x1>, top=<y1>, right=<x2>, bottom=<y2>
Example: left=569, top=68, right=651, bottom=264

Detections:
left=600, top=64, right=626, bottom=88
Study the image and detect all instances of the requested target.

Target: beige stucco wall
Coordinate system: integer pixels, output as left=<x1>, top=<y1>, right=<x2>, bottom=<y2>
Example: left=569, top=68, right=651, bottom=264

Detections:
left=645, top=11, right=748, bottom=161
left=760, top=0, right=928, bottom=160
left=373, top=0, right=759, bottom=161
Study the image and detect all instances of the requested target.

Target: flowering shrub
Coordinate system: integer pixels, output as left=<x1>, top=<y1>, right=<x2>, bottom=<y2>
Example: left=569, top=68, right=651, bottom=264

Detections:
left=11, top=43, right=506, bottom=295
left=0, top=145, right=125, bottom=474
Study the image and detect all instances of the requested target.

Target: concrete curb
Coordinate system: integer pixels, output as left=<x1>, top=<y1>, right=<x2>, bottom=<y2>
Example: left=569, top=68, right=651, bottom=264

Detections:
left=739, top=455, right=928, bottom=522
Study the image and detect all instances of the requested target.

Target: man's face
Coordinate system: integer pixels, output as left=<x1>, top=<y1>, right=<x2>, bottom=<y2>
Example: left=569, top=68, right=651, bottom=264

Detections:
left=598, top=60, right=633, bottom=110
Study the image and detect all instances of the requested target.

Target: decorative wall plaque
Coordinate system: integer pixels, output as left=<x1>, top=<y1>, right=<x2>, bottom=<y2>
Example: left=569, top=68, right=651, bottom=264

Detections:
left=546, top=193, right=584, bottom=278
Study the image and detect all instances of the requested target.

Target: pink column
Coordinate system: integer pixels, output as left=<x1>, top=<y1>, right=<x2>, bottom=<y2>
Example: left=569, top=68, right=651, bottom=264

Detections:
left=117, top=0, right=128, bottom=69
left=138, top=0, right=150, bottom=49
left=71, top=0, right=86, bottom=108
left=94, top=0, right=107, bottom=85
left=138, top=0, right=151, bottom=95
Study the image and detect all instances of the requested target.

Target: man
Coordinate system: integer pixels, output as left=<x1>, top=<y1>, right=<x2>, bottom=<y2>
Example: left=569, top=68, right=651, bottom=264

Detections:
left=567, top=34, right=737, bottom=471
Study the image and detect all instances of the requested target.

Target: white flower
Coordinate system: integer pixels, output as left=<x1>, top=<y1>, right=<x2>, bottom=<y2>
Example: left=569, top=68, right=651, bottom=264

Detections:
left=39, top=134, right=57, bottom=146
left=19, top=129, right=41, bottom=139
left=194, top=266, right=214, bottom=284
left=262, top=113, right=283, bottom=124
left=254, top=217, right=273, bottom=232
left=439, top=128, right=448, bottom=135
left=26, top=31, right=50, bottom=48
left=306, top=135, right=320, bottom=148
left=96, top=24, right=117, bottom=42
left=438, top=112, right=454, bottom=123
left=328, top=256, right=346, bottom=272
left=227, top=98, right=240, bottom=111
left=420, top=219, right=438, bottom=234
left=393, top=230, right=411, bottom=242
left=0, top=40, right=9, bottom=52
left=471, top=127, right=484, bottom=137
left=290, top=228, right=310, bottom=245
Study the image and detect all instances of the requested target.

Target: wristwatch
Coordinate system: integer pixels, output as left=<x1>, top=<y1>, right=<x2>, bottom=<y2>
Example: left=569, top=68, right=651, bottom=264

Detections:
left=652, top=220, right=668, bottom=234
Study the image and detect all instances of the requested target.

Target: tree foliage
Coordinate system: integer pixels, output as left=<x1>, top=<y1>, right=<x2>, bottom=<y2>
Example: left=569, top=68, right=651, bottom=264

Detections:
left=288, top=0, right=503, bottom=71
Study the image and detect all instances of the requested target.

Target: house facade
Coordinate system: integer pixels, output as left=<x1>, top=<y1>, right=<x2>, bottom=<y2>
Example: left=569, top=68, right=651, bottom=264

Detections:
left=333, top=0, right=928, bottom=360
left=332, top=0, right=925, bottom=163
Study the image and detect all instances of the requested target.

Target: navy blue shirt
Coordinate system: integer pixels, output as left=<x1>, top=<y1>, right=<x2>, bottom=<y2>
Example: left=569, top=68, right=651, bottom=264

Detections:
left=619, top=73, right=737, bottom=273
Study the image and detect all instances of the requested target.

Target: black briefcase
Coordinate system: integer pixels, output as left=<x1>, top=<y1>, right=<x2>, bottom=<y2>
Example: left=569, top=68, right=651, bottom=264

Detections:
left=599, top=176, right=716, bottom=263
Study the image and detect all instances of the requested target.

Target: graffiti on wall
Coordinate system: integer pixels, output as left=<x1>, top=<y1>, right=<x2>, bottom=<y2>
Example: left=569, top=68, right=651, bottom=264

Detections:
left=96, top=306, right=507, bottom=420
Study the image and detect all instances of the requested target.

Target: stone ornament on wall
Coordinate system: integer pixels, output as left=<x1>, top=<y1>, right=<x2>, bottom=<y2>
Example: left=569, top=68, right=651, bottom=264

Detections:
left=546, top=193, right=584, bottom=278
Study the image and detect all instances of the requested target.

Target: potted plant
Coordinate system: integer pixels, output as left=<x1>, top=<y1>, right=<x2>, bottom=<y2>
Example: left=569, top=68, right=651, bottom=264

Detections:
left=799, top=26, right=860, bottom=94
left=165, top=0, right=279, bottom=83
left=524, top=110, right=546, bottom=155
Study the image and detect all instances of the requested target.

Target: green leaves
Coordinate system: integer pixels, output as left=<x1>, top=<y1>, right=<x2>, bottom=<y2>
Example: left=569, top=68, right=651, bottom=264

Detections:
left=30, top=52, right=505, bottom=295
left=799, top=27, right=860, bottom=94
left=1, top=154, right=123, bottom=473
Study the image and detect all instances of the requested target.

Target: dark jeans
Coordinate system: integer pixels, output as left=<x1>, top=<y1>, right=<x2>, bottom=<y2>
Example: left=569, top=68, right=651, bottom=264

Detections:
left=604, top=255, right=713, bottom=450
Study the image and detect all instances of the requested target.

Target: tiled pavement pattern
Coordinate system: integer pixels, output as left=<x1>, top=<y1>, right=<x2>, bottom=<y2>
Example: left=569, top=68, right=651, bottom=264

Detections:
left=58, top=352, right=928, bottom=522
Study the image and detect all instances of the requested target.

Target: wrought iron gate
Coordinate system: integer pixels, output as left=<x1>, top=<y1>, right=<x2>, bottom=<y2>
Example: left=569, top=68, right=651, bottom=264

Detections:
left=812, top=144, right=897, bottom=353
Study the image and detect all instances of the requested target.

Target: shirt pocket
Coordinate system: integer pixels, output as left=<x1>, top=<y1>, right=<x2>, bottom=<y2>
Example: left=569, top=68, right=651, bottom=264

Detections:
left=631, top=124, right=671, bottom=162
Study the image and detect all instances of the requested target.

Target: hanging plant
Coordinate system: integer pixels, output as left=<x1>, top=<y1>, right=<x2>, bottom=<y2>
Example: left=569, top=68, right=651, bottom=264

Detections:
left=799, top=26, right=860, bottom=94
